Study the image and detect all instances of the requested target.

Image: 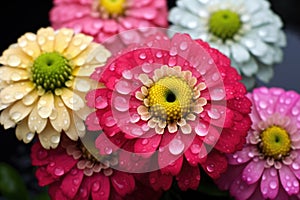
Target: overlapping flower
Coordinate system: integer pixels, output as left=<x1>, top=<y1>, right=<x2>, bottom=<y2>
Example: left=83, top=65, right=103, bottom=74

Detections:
left=168, top=0, right=286, bottom=89
left=31, top=133, right=163, bottom=200
left=216, top=87, right=300, bottom=199
left=85, top=32, right=252, bottom=191
left=0, top=27, right=111, bottom=149
left=50, top=0, right=169, bottom=43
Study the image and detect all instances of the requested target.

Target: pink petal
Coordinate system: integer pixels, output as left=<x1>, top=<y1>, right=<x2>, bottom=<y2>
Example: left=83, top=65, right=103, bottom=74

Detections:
left=49, top=182, right=69, bottom=200
left=134, top=131, right=162, bottom=157
left=215, top=164, right=245, bottom=191
left=148, top=170, right=173, bottom=191
left=274, top=90, right=300, bottom=115
left=95, top=132, right=126, bottom=155
left=289, top=153, right=300, bottom=179
left=242, top=160, right=265, bottom=184
left=74, top=176, right=92, bottom=200
left=111, top=171, right=135, bottom=196
left=227, top=145, right=254, bottom=165
left=103, top=20, right=119, bottom=33
left=50, top=4, right=91, bottom=24
left=279, top=165, right=300, bottom=195
left=229, top=175, right=257, bottom=200
left=127, top=7, right=157, bottom=20
left=31, top=141, right=51, bottom=166
left=90, top=173, right=110, bottom=200
left=251, top=87, right=285, bottom=121
left=59, top=169, right=84, bottom=199
left=176, top=162, right=200, bottom=191
left=260, top=168, right=279, bottom=199
left=200, top=150, right=227, bottom=179
left=184, top=136, right=207, bottom=166
left=35, top=167, right=57, bottom=186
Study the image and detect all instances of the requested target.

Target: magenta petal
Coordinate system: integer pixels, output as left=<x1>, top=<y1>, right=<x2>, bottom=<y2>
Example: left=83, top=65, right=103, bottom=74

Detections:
left=149, top=170, right=173, bottom=191
left=289, top=154, right=300, bottom=179
left=279, top=165, right=300, bottom=195
left=176, top=162, right=200, bottom=191
left=242, top=160, right=265, bottom=184
left=31, top=142, right=50, bottom=166
left=274, top=91, right=300, bottom=115
left=227, top=145, right=254, bottom=165
left=184, top=136, right=207, bottom=166
left=134, top=132, right=161, bottom=157
left=252, top=87, right=285, bottom=120
left=91, top=173, right=110, bottom=200
left=59, top=169, right=84, bottom=199
left=49, top=182, right=69, bottom=200
left=260, top=168, right=279, bottom=199
left=111, top=171, right=135, bottom=196
left=74, top=176, right=92, bottom=200
left=229, top=175, right=257, bottom=200
left=35, top=167, right=57, bottom=186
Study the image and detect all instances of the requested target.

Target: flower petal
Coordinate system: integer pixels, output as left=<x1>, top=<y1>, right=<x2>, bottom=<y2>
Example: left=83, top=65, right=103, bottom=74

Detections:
left=38, top=92, right=54, bottom=118
left=16, top=117, right=34, bottom=143
left=242, top=160, right=265, bottom=184
left=176, top=162, right=200, bottom=191
left=54, top=28, right=74, bottom=54
left=279, top=165, right=300, bottom=195
left=0, top=81, right=34, bottom=104
left=260, top=168, right=279, bottom=199
left=111, top=171, right=135, bottom=196
left=28, top=104, right=47, bottom=134
left=37, top=27, right=55, bottom=52
left=9, top=100, right=33, bottom=122
left=63, top=33, right=93, bottom=59
left=38, top=124, right=61, bottom=149
left=60, top=169, right=84, bottom=199
left=230, top=43, right=250, bottom=63
left=17, top=32, right=41, bottom=59
left=50, top=96, right=71, bottom=133
left=90, top=173, right=110, bottom=200
left=61, top=88, right=84, bottom=111
left=0, top=67, right=29, bottom=82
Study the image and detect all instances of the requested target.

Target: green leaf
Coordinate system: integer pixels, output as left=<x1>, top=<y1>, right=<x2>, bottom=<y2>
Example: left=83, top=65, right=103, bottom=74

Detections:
left=0, top=162, right=30, bottom=200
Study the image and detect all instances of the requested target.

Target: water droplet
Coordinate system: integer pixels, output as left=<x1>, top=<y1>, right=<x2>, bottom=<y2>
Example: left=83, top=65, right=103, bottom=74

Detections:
left=207, top=108, right=221, bottom=119
left=210, top=88, right=225, bottom=100
left=104, top=147, right=112, bottom=155
left=14, top=92, right=24, bottom=99
left=37, top=150, right=48, bottom=160
left=73, top=178, right=80, bottom=186
left=190, top=144, right=201, bottom=154
left=51, top=135, right=60, bottom=144
left=211, top=73, right=220, bottom=81
left=139, top=53, right=147, bottom=60
left=150, top=177, right=156, bottom=184
left=179, top=42, right=188, bottom=51
left=113, top=96, right=129, bottom=112
left=54, top=167, right=65, bottom=176
left=11, top=112, right=22, bottom=121
left=208, top=59, right=214, bottom=65
left=259, top=101, right=267, bottom=109
left=293, top=180, right=299, bottom=187
left=105, top=116, right=117, bottom=127
left=169, top=139, right=185, bottom=155
left=11, top=73, right=21, bottom=81
left=92, top=181, right=101, bottom=192
left=195, top=123, right=208, bottom=136
left=155, top=51, right=163, bottom=58
left=141, top=63, right=153, bottom=73
left=169, top=47, right=177, bottom=56
left=130, top=114, right=140, bottom=123
left=95, top=95, right=108, bottom=109
left=206, top=164, right=215, bottom=172
left=26, top=132, right=34, bottom=141
left=131, top=127, right=143, bottom=136
left=292, top=107, right=299, bottom=116
left=7, top=55, right=21, bottom=67
left=122, top=70, right=133, bottom=79
left=115, top=80, right=132, bottom=95
left=141, top=138, right=149, bottom=145
left=237, top=158, right=243, bottom=163
left=168, top=57, right=177, bottom=66
left=292, top=163, right=300, bottom=170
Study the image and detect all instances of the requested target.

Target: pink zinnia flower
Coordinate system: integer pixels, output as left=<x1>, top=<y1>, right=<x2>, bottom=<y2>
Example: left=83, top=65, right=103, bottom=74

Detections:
left=49, top=0, right=168, bottom=43
left=31, top=133, right=162, bottom=200
left=85, top=33, right=252, bottom=191
left=216, top=87, right=300, bottom=199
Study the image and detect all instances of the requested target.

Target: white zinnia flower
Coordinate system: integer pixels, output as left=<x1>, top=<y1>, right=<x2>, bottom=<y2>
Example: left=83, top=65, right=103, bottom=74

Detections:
left=168, top=0, right=286, bottom=89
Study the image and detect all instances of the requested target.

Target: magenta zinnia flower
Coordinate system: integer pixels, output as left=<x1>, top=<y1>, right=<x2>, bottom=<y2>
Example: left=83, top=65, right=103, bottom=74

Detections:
left=216, top=87, right=300, bottom=199
left=50, top=0, right=168, bottom=43
left=31, top=133, right=162, bottom=200
left=85, top=33, right=252, bottom=191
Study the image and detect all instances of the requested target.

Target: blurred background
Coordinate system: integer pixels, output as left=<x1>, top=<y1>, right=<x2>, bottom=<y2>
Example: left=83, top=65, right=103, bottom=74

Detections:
left=0, top=0, right=299, bottom=199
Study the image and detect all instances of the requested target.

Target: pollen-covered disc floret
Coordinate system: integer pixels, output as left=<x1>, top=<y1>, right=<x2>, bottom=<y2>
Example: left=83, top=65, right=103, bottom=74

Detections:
left=216, top=87, right=300, bottom=199
left=95, top=0, right=126, bottom=18
left=0, top=27, right=111, bottom=149
left=136, top=65, right=207, bottom=134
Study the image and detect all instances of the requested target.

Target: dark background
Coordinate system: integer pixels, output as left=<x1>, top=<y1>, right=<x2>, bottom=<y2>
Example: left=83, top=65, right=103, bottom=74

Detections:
left=0, top=0, right=300, bottom=199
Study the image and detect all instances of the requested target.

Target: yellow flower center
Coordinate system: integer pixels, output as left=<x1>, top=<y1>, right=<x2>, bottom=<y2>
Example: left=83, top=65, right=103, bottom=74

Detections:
left=99, top=0, right=125, bottom=17
left=260, top=126, right=291, bottom=159
left=148, top=76, right=194, bottom=123
left=209, top=9, right=242, bottom=40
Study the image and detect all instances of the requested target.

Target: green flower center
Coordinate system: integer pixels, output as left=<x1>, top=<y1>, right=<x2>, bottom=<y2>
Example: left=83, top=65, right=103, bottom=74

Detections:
left=260, top=126, right=291, bottom=159
left=31, top=52, right=72, bottom=92
left=209, top=9, right=242, bottom=40
left=99, top=0, right=125, bottom=16
left=147, top=76, right=194, bottom=123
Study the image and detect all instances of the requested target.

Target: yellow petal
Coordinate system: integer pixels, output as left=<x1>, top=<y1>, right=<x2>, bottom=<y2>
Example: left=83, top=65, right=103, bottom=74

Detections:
left=16, top=118, right=35, bottom=143
left=0, top=67, right=29, bottom=82
left=72, top=77, right=93, bottom=93
left=38, top=123, right=61, bottom=149
left=64, top=112, right=86, bottom=141
left=9, top=100, right=33, bottom=122
left=72, top=64, right=101, bottom=77
left=0, top=107, right=16, bottom=129
left=28, top=104, right=47, bottom=133
left=75, top=104, right=94, bottom=121
left=0, top=81, right=35, bottom=104
left=22, top=89, right=38, bottom=106
left=54, top=28, right=74, bottom=54
left=0, top=44, right=33, bottom=68
left=50, top=96, right=70, bottom=132
left=63, top=33, right=93, bottom=60
left=61, top=88, right=84, bottom=111
left=17, top=32, right=41, bottom=59
left=37, top=92, right=54, bottom=118
left=37, top=27, right=55, bottom=52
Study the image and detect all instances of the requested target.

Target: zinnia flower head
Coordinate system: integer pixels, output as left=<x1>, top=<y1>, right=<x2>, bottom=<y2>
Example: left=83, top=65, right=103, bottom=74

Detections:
left=49, top=0, right=169, bottom=43
left=31, top=133, right=162, bottom=200
left=168, top=0, right=286, bottom=89
left=216, top=87, right=300, bottom=199
left=0, top=27, right=111, bottom=149
left=85, top=31, right=252, bottom=191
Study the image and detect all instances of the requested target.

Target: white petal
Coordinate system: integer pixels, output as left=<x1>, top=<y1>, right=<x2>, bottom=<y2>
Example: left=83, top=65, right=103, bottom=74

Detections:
left=0, top=108, right=16, bottom=129
left=0, top=67, right=29, bottom=82
left=256, top=64, right=274, bottom=83
left=230, top=43, right=250, bottom=63
left=37, top=27, right=55, bottom=52
left=28, top=105, right=47, bottom=133
left=61, top=88, right=84, bottom=111
left=241, top=35, right=268, bottom=57
left=0, top=81, right=34, bottom=104
left=240, top=57, right=258, bottom=76
left=38, top=124, right=61, bottom=149
left=50, top=96, right=70, bottom=132
left=181, top=124, right=192, bottom=134
left=257, top=25, right=279, bottom=43
left=9, top=100, right=33, bottom=122
left=38, top=92, right=54, bottom=118
left=16, top=118, right=34, bottom=143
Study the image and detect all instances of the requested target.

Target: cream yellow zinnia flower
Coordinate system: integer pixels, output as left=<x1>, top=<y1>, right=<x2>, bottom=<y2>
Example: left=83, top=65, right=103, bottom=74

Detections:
left=0, top=27, right=111, bottom=149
